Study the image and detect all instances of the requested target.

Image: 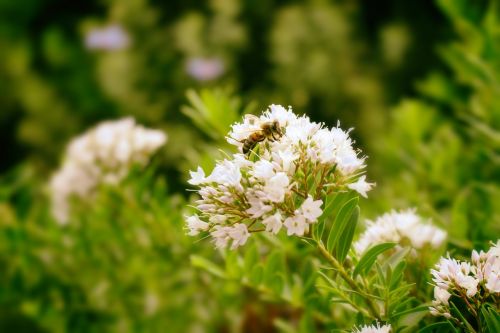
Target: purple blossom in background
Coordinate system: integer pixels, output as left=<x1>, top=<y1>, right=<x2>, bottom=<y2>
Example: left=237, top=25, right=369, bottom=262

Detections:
left=186, top=57, right=225, bottom=81
left=85, top=24, right=130, bottom=51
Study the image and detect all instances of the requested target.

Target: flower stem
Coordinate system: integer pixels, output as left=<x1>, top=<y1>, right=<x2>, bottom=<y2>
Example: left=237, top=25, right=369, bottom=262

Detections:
left=317, top=242, right=381, bottom=320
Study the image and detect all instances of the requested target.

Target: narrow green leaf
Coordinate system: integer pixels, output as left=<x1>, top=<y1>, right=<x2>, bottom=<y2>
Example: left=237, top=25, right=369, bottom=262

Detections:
left=390, top=261, right=407, bottom=290
left=190, top=255, right=226, bottom=278
left=264, top=251, right=285, bottom=286
left=418, top=321, right=454, bottom=333
left=326, top=197, right=359, bottom=253
left=269, top=273, right=285, bottom=295
left=353, top=242, right=397, bottom=277
left=335, top=205, right=359, bottom=262
left=249, top=264, right=264, bottom=285
left=244, top=243, right=259, bottom=274
left=481, top=304, right=500, bottom=332
left=392, top=305, right=429, bottom=319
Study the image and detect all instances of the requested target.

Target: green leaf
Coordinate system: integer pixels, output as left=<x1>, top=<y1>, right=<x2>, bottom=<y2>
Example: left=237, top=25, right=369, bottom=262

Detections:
left=249, top=265, right=264, bottom=285
left=264, top=251, right=286, bottom=286
left=450, top=189, right=469, bottom=239
left=269, top=273, right=285, bottom=295
left=335, top=205, right=359, bottom=262
left=244, top=243, right=259, bottom=274
left=390, top=261, right=407, bottom=290
left=353, top=243, right=397, bottom=277
left=225, top=250, right=242, bottom=279
left=326, top=197, right=359, bottom=253
left=392, top=305, right=429, bottom=319
left=418, top=321, right=454, bottom=333
left=299, top=311, right=316, bottom=333
left=481, top=304, right=500, bottom=332
left=190, top=255, right=226, bottom=278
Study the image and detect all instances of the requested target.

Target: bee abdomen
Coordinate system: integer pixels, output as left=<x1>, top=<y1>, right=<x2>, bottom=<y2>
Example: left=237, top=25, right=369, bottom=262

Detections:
left=242, top=139, right=257, bottom=154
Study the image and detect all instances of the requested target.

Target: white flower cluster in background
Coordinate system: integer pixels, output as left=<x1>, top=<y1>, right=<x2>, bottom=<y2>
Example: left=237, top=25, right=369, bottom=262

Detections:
left=50, top=118, right=166, bottom=224
left=354, top=209, right=447, bottom=255
left=186, top=105, right=373, bottom=249
left=186, top=57, right=225, bottom=82
left=85, top=24, right=130, bottom=51
left=352, top=322, right=391, bottom=333
left=429, top=240, right=500, bottom=319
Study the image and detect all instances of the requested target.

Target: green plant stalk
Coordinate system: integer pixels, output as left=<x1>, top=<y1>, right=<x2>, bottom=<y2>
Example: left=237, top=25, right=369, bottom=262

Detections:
left=317, top=241, right=381, bottom=320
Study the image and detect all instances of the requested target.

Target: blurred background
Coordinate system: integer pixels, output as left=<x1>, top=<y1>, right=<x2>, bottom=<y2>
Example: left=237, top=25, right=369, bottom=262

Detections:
left=0, top=0, right=499, bottom=332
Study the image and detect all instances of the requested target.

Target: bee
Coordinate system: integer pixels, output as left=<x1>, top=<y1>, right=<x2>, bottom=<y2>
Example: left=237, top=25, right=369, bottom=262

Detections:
left=239, top=115, right=284, bottom=155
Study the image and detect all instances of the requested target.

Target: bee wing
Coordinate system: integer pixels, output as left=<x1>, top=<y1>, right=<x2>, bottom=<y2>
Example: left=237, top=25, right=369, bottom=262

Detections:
left=244, top=114, right=261, bottom=125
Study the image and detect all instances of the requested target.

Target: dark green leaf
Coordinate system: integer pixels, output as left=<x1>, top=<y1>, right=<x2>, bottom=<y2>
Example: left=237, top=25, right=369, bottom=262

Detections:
left=481, top=304, right=500, bottom=332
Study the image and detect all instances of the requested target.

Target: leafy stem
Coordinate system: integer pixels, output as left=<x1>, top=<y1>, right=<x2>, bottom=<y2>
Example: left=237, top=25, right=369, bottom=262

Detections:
left=317, top=241, right=381, bottom=320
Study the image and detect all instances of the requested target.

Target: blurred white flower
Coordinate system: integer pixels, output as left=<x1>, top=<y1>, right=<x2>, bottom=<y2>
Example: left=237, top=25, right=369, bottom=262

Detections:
left=188, top=105, right=371, bottom=248
left=85, top=24, right=130, bottom=51
left=50, top=118, right=166, bottom=224
left=188, top=167, right=207, bottom=185
left=347, top=175, right=374, bottom=198
left=186, top=57, right=225, bottom=81
left=186, top=215, right=210, bottom=236
left=352, top=322, right=391, bottom=333
left=227, top=223, right=250, bottom=249
left=354, top=209, right=447, bottom=255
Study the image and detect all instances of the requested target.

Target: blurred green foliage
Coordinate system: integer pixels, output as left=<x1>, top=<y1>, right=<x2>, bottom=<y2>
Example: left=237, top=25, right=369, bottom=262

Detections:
left=0, top=0, right=499, bottom=332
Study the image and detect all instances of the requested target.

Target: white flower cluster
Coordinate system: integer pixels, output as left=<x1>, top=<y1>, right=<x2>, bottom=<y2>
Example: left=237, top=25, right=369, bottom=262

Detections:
left=186, top=105, right=373, bottom=249
left=85, top=24, right=130, bottom=51
left=186, top=57, right=225, bottom=82
left=50, top=118, right=167, bottom=224
left=354, top=209, right=447, bottom=255
left=352, top=323, right=391, bottom=333
left=430, top=240, right=500, bottom=318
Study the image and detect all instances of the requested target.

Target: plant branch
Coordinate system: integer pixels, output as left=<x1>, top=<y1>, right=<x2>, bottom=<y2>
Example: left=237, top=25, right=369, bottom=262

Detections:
left=317, top=242, right=381, bottom=320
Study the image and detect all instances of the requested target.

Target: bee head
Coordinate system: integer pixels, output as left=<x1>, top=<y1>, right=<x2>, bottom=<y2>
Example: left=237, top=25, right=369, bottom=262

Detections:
left=271, top=120, right=282, bottom=135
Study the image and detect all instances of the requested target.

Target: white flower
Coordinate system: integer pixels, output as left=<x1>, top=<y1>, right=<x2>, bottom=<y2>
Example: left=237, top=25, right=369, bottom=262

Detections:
left=473, top=240, right=500, bottom=293
left=262, top=212, right=283, bottom=234
left=186, top=215, right=209, bottom=236
left=246, top=194, right=273, bottom=218
left=50, top=118, right=166, bottom=224
left=207, top=160, right=242, bottom=189
left=354, top=209, right=447, bottom=255
left=227, top=224, right=250, bottom=249
left=299, top=196, right=323, bottom=223
left=251, top=160, right=276, bottom=180
left=433, top=287, right=451, bottom=306
left=456, top=275, right=479, bottom=297
left=261, top=104, right=297, bottom=127
left=188, top=105, right=372, bottom=249
left=186, top=57, right=224, bottom=82
left=276, top=149, right=298, bottom=173
left=431, top=257, right=478, bottom=298
left=347, top=175, right=375, bottom=198
left=210, top=226, right=230, bottom=249
left=284, top=215, right=308, bottom=236
left=264, top=172, right=290, bottom=203
left=352, top=322, right=391, bottom=333
left=188, top=166, right=207, bottom=185
left=85, top=24, right=130, bottom=51
left=486, top=274, right=500, bottom=293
